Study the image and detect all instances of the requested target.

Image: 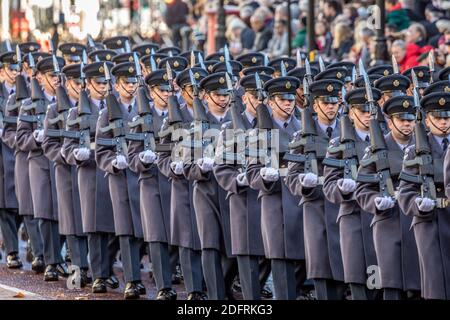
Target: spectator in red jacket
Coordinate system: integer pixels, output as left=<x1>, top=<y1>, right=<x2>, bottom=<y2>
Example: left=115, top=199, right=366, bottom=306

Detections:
left=391, top=39, right=421, bottom=72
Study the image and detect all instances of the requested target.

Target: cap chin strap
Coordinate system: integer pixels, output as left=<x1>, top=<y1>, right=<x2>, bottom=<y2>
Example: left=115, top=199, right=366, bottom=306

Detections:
left=273, top=98, right=293, bottom=118
left=68, top=81, right=80, bottom=96
left=119, top=81, right=137, bottom=98
left=89, top=81, right=106, bottom=99
left=352, top=111, right=369, bottom=130
left=316, top=101, right=336, bottom=123
left=207, top=92, right=229, bottom=110
left=428, top=117, right=450, bottom=135
left=44, top=73, right=57, bottom=96
left=4, top=68, right=16, bottom=85
left=153, top=89, right=168, bottom=108
left=391, top=120, right=412, bottom=138
left=248, top=97, right=258, bottom=113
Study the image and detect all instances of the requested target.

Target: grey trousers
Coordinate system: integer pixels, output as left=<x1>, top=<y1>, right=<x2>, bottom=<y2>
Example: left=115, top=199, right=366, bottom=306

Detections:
left=66, top=235, right=89, bottom=269
left=149, top=241, right=173, bottom=291
left=88, top=233, right=115, bottom=279
left=237, top=255, right=261, bottom=300
left=119, top=235, right=142, bottom=283
left=23, top=215, right=43, bottom=258
left=179, top=246, right=203, bottom=293
left=38, top=219, right=63, bottom=265
left=0, top=208, right=18, bottom=255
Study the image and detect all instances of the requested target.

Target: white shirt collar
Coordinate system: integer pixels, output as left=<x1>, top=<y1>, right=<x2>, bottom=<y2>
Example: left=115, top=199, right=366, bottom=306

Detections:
left=317, top=120, right=337, bottom=135
left=396, top=142, right=409, bottom=151
left=4, top=82, right=15, bottom=94
left=210, top=112, right=226, bottom=123
left=244, top=110, right=255, bottom=124
left=43, top=90, right=56, bottom=103
left=273, top=115, right=292, bottom=129
left=186, top=106, right=194, bottom=117
left=355, top=128, right=370, bottom=142
left=90, top=98, right=105, bottom=109
left=154, top=106, right=168, bottom=117
left=433, top=134, right=450, bottom=146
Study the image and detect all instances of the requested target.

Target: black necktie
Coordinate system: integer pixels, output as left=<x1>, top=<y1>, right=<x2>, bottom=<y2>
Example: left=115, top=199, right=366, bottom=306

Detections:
left=10, top=89, right=14, bottom=95
left=283, top=122, right=288, bottom=128
left=128, top=105, right=132, bottom=113
left=251, top=118, right=257, bottom=128
left=326, top=126, right=333, bottom=138
left=443, top=138, right=449, bottom=152
left=161, top=111, right=166, bottom=118
left=51, top=97, right=55, bottom=103
left=365, top=135, right=370, bottom=143
left=100, top=100, right=105, bottom=110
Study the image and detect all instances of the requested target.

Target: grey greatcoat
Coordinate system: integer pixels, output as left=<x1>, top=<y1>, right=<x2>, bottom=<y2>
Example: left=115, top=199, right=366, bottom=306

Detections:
left=247, top=116, right=305, bottom=261
left=3, top=93, right=33, bottom=216
left=183, top=112, right=233, bottom=256
left=355, top=132, right=420, bottom=291
left=157, top=105, right=201, bottom=250
left=0, top=84, right=18, bottom=209
left=285, top=119, right=344, bottom=281
left=213, top=114, right=265, bottom=256
left=322, top=133, right=377, bottom=285
left=43, top=102, right=83, bottom=236
left=95, top=106, right=143, bottom=238
left=128, top=106, right=171, bottom=243
left=398, top=133, right=450, bottom=299
left=62, top=103, right=114, bottom=234
left=16, top=96, right=58, bottom=221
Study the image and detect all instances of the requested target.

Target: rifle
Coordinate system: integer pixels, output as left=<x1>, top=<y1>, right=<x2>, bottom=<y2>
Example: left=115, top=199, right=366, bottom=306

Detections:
left=65, top=56, right=96, bottom=150
left=46, top=55, right=73, bottom=139
left=428, top=51, right=435, bottom=85
left=127, top=53, right=168, bottom=153
left=283, top=76, right=326, bottom=184
left=97, top=62, right=129, bottom=158
left=356, top=60, right=395, bottom=198
left=399, top=71, right=448, bottom=208
left=322, top=86, right=359, bottom=180
left=19, top=53, right=46, bottom=131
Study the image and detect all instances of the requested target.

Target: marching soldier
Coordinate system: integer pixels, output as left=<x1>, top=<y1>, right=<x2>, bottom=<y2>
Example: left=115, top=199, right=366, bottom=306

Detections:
left=157, top=66, right=209, bottom=300
left=214, top=72, right=272, bottom=300
left=401, top=92, right=450, bottom=299
left=62, top=61, right=118, bottom=293
left=285, top=78, right=346, bottom=300
left=322, top=88, right=380, bottom=299
left=42, top=61, right=90, bottom=285
left=0, top=49, right=21, bottom=268
left=182, top=71, right=237, bottom=300
left=58, top=43, right=87, bottom=65
left=247, top=75, right=304, bottom=300
left=355, top=94, right=421, bottom=299
left=3, top=51, right=47, bottom=273
left=16, top=55, right=69, bottom=281
left=127, top=68, right=177, bottom=300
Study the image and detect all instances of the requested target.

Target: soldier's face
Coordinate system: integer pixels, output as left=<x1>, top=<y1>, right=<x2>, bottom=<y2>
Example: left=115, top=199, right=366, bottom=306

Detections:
left=43, top=72, right=60, bottom=95
left=296, top=87, right=305, bottom=108
left=269, top=96, right=295, bottom=120
left=206, top=91, right=230, bottom=113
left=87, top=79, right=107, bottom=100
left=350, top=108, right=371, bottom=131
left=388, top=117, right=415, bottom=138
left=151, top=87, right=169, bottom=108
left=242, top=91, right=259, bottom=116
left=426, top=114, right=450, bottom=136
left=115, top=78, right=137, bottom=100
left=66, top=79, right=81, bottom=100
left=181, top=85, right=194, bottom=106
left=314, top=100, right=339, bottom=123
left=3, top=66, right=18, bottom=85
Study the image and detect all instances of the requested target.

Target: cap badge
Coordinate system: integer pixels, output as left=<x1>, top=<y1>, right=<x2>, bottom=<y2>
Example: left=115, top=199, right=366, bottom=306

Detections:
left=219, top=77, right=225, bottom=84
left=174, top=60, right=180, bottom=68
left=129, top=56, right=134, bottom=62
left=117, top=39, right=122, bottom=46
left=208, top=65, right=213, bottom=72
left=106, top=54, right=111, bottom=60
left=29, top=45, right=35, bottom=51
left=145, top=48, right=150, bottom=54
left=251, top=57, right=257, bottom=64
left=163, top=73, right=168, bottom=81
left=393, top=80, right=400, bottom=87
left=403, top=100, right=410, bottom=108
left=99, top=66, right=104, bottom=74
left=128, top=67, right=134, bottom=74
left=156, top=58, right=161, bottom=63
left=336, top=72, right=342, bottom=79
left=219, top=56, right=225, bottom=62
left=327, top=84, right=334, bottom=92
left=383, top=69, right=389, bottom=76
left=439, top=98, right=446, bottom=106
left=194, top=72, right=200, bottom=79
left=445, top=86, right=450, bottom=93
left=418, top=71, right=424, bottom=78
left=70, top=46, right=76, bottom=53
left=285, top=81, right=292, bottom=89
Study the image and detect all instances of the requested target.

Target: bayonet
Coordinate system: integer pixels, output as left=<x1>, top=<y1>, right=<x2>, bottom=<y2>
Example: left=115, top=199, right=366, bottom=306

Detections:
left=5, top=39, right=12, bottom=52
left=190, top=51, right=196, bottom=67
left=280, top=61, right=287, bottom=77
left=318, top=56, right=325, bottom=72
left=392, top=55, right=399, bottom=74
left=296, top=50, right=302, bottom=67
left=150, top=56, right=157, bottom=72
left=198, top=53, right=206, bottom=70
left=166, top=62, right=173, bottom=92
left=124, top=40, right=131, bottom=53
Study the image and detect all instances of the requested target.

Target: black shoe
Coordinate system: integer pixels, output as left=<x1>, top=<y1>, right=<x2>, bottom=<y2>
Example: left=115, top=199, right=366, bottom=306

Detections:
left=232, top=276, right=242, bottom=293
left=44, top=265, right=59, bottom=282
left=64, top=252, right=71, bottom=263
left=31, top=256, right=45, bottom=273
left=92, top=278, right=107, bottom=293
left=80, top=269, right=92, bottom=285
left=171, top=264, right=182, bottom=285
left=124, top=282, right=140, bottom=300
left=6, top=253, right=23, bottom=269
left=56, top=262, right=69, bottom=278
left=135, top=281, right=146, bottom=295
left=105, top=275, right=119, bottom=289
left=260, top=284, right=273, bottom=299
left=187, top=291, right=208, bottom=300
left=156, top=288, right=177, bottom=300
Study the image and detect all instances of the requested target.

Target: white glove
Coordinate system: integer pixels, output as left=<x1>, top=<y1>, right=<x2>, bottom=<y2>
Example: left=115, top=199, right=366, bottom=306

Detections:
left=33, top=129, right=45, bottom=143
left=170, top=161, right=184, bottom=175
left=0, top=128, right=3, bottom=137
left=298, top=172, right=319, bottom=188
left=196, top=157, right=214, bottom=172
left=138, top=150, right=157, bottom=164
left=73, top=148, right=90, bottom=161
left=112, top=155, right=128, bottom=170
left=414, top=197, right=435, bottom=212
left=236, top=172, right=249, bottom=187
left=260, top=167, right=279, bottom=182
left=337, top=178, right=356, bottom=194
left=374, top=196, right=395, bottom=211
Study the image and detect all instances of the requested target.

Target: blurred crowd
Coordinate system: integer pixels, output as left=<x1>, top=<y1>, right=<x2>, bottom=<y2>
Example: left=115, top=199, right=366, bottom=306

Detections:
left=166, top=0, right=450, bottom=71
